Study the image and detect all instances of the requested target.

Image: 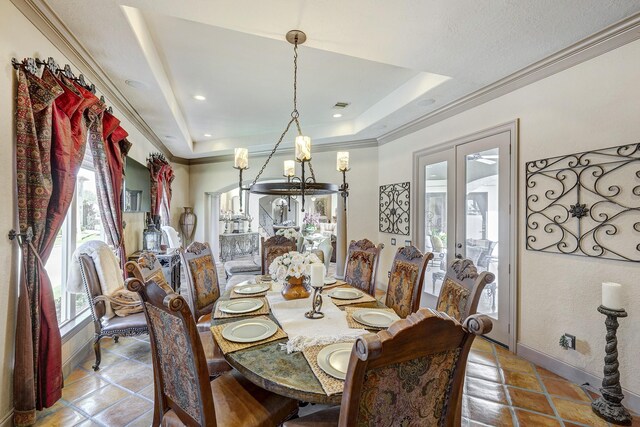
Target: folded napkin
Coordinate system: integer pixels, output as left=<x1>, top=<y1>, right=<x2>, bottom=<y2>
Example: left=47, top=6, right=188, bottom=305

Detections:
left=266, top=291, right=367, bottom=353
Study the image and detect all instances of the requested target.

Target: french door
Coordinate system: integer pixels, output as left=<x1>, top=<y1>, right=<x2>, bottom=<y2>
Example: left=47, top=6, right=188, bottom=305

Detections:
left=415, top=123, right=516, bottom=347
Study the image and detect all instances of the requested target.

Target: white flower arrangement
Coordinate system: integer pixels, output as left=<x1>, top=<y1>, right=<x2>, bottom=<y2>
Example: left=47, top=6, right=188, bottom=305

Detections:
left=269, top=251, right=324, bottom=282
left=276, top=227, right=301, bottom=241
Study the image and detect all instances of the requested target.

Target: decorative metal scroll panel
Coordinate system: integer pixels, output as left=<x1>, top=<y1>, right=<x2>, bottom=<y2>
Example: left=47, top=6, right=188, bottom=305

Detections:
left=526, top=143, right=640, bottom=262
left=379, top=182, right=410, bottom=235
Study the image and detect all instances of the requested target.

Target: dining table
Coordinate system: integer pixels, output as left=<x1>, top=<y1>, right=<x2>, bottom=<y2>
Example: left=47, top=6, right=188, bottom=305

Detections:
left=210, top=280, right=387, bottom=405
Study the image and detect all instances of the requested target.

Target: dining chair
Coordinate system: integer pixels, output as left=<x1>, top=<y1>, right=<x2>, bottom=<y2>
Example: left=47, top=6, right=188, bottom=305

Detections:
left=343, top=238, right=384, bottom=296
left=261, top=235, right=297, bottom=274
left=385, top=245, right=433, bottom=318
left=435, top=258, right=496, bottom=322
left=283, top=309, right=493, bottom=427
left=126, top=276, right=299, bottom=426
left=126, top=252, right=230, bottom=379
left=78, top=254, right=148, bottom=371
left=161, top=225, right=182, bottom=249
left=178, top=241, right=221, bottom=332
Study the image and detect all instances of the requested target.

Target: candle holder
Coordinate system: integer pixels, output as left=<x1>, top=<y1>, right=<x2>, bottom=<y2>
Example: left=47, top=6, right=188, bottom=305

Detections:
left=591, top=305, right=632, bottom=426
left=305, top=285, right=324, bottom=319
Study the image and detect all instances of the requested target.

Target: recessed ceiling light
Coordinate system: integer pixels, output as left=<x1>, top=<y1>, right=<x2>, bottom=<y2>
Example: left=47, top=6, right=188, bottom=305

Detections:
left=204, top=133, right=212, bottom=137
left=165, top=135, right=175, bottom=140
left=125, top=79, right=148, bottom=89
left=332, top=113, right=342, bottom=118
left=193, top=95, right=206, bottom=101
left=417, top=98, right=436, bottom=107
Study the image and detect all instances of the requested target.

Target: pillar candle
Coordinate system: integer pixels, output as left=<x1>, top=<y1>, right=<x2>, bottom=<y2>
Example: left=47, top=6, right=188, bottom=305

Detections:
left=336, top=151, right=349, bottom=171
left=284, top=160, right=295, bottom=177
left=295, top=135, right=311, bottom=161
left=234, top=148, right=248, bottom=169
left=310, top=264, right=324, bottom=288
left=602, top=282, right=623, bottom=310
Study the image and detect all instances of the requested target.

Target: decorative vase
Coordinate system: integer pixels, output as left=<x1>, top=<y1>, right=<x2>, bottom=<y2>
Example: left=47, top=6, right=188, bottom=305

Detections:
left=281, top=276, right=310, bottom=300
left=179, top=207, right=197, bottom=245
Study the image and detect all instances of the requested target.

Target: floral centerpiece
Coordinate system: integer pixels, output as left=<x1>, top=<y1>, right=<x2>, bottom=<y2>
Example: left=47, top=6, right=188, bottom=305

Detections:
left=276, top=227, right=301, bottom=241
left=269, top=251, right=324, bottom=300
left=302, top=212, right=320, bottom=234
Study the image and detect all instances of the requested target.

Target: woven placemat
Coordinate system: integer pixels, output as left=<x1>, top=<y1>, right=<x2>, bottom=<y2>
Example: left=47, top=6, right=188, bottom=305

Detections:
left=302, top=344, right=346, bottom=396
left=345, top=307, right=398, bottom=330
left=326, top=286, right=377, bottom=307
left=213, top=297, right=270, bottom=319
left=210, top=316, right=287, bottom=354
left=322, top=280, right=347, bottom=291
left=230, top=283, right=272, bottom=299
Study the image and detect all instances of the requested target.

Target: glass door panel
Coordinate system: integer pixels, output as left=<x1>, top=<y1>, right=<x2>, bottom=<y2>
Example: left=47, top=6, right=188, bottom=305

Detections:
left=423, top=160, right=448, bottom=297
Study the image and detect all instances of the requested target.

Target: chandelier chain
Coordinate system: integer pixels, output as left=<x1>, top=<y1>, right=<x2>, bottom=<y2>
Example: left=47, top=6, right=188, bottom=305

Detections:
left=251, top=117, right=296, bottom=186
left=291, top=40, right=299, bottom=118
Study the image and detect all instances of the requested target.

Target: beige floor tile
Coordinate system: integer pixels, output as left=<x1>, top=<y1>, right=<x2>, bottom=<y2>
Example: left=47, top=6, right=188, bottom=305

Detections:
left=138, top=384, right=155, bottom=401
left=94, top=396, right=152, bottom=427
left=464, top=396, right=515, bottom=427
left=62, top=375, right=108, bottom=402
left=106, top=339, right=150, bottom=360
left=73, top=384, right=132, bottom=416
left=497, top=354, right=535, bottom=374
left=514, top=409, right=562, bottom=426
left=552, top=397, right=610, bottom=427
left=126, top=409, right=154, bottom=427
left=501, top=369, right=543, bottom=392
left=542, top=377, right=591, bottom=402
left=80, top=349, right=127, bottom=372
left=74, top=420, right=103, bottom=427
left=506, top=386, right=554, bottom=415
left=64, top=368, right=93, bottom=386
left=468, top=349, right=497, bottom=366
left=466, top=361, right=502, bottom=383
left=465, top=376, right=507, bottom=404
left=34, top=406, right=86, bottom=427
left=536, top=366, right=565, bottom=380
left=98, top=359, right=153, bottom=392
left=471, top=337, right=494, bottom=353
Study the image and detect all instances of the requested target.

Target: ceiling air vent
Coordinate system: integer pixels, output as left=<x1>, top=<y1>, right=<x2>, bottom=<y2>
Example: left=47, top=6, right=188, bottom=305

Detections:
left=333, top=102, right=350, bottom=109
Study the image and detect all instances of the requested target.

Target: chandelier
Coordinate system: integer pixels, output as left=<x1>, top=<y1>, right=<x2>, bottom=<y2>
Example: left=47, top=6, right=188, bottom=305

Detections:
left=233, top=30, right=349, bottom=212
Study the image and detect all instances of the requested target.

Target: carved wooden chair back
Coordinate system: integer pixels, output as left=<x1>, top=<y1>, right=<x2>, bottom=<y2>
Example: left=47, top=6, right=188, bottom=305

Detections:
left=385, top=246, right=433, bottom=317
left=436, top=258, right=496, bottom=322
left=261, top=235, right=297, bottom=274
left=127, top=276, right=216, bottom=426
left=124, top=252, right=172, bottom=292
left=178, top=242, right=221, bottom=322
left=343, top=238, right=384, bottom=296
left=339, top=310, right=493, bottom=426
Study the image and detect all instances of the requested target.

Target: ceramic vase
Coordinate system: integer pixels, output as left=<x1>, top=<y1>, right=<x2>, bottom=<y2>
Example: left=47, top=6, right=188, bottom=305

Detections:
left=179, top=207, right=197, bottom=245
left=281, top=276, right=310, bottom=300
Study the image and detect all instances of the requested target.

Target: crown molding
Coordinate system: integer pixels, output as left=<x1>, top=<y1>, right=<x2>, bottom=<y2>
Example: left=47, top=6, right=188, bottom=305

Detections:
left=378, top=12, right=640, bottom=145
left=10, top=0, right=177, bottom=161
left=188, top=138, right=378, bottom=165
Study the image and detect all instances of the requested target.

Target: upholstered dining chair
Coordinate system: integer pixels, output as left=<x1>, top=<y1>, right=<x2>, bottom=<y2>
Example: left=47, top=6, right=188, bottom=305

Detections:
left=178, top=241, right=221, bottom=332
left=126, top=252, right=230, bottom=379
left=343, top=238, right=384, bottom=296
left=261, top=235, right=297, bottom=274
left=78, top=254, right=148, bottom=371
left=435, top=258, right=496, bottom=322
left=385, top=245, right=433, bottom=318
left=161, top=225, right=182, bottom=249
left=283, top=309, right=493, bottom=427
left=126, top=276, right=298, bottom=426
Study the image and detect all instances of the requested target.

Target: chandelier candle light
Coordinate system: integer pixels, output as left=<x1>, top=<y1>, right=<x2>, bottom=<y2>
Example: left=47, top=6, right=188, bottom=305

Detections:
left=337, top=151, right=350, bottom=209
left=233, top=30, right=344, bottom=212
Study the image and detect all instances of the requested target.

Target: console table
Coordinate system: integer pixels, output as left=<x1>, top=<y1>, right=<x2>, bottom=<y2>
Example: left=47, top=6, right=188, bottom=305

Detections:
left=127, top=250, right=181, bottom=292
left=219, top=232, right=260, bottom=262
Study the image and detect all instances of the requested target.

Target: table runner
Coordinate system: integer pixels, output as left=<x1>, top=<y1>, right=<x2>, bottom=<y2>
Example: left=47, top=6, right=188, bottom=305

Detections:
left=213, top=297, right=270, bottom=319
left=302, top=344, right=346, bottom=396
left=266, top=292, right=367, bottom=353
left=210, top=316, right=288, bottom=354
left=345, top=307, right=399, bottom=330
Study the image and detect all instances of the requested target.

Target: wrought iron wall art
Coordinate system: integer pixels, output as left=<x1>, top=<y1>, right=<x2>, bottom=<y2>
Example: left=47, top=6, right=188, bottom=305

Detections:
left=526, top=143, right=640, bottom=262
left=379, top=182, right=410, bottom=235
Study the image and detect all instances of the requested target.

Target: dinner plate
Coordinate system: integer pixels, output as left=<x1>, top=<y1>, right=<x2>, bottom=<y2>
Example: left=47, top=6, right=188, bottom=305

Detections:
left=218, top=298, right=264, bottom=314
left=323, top=277, right=337, bottom=285
left=221, top=318, right=278, bottom=343
left=234, top=282, right=271, bottom=294
left=256, top=275, right=273, bottom=283
left=353, top=309, right=400, bottom=328
left=317, top=343, right=353, bottom=380
left=327, top=288, right=362, bottom=300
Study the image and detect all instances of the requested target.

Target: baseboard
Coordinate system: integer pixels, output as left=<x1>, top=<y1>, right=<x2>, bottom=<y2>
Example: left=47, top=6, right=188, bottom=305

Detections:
left=62, top=337, right=93, bottom=379
left=0, top=410, right=13, bottom=427
left=517, top=343, right=640, bottom=413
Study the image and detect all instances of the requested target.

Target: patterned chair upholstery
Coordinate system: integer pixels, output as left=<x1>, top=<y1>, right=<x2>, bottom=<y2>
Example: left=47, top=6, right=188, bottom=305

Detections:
left=261, top=235, right=297, bottom=274
left=436, top=258, right=496, bottom=322
left=126, top=276, right=298, bottom=426
left=343, top=238, right=384, bottom=296
left=78, top=255, right=148, bottom=371
left=284, top=309, right=493, bottom=427
left=126, top=252, right=230, bottom=379
left=385, top=246, right=433, bottom=318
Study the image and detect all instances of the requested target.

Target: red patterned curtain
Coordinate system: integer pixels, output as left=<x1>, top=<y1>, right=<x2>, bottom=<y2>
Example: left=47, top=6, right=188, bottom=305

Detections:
left=14, top=66, right=98, bottom=425
left=89, top=109, right=131, bottom=270
left=147, top=153, right=174, bottom=223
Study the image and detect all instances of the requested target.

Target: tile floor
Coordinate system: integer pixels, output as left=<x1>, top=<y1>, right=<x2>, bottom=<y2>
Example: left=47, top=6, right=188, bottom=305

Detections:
left=35, top=333, right=638, bottom=426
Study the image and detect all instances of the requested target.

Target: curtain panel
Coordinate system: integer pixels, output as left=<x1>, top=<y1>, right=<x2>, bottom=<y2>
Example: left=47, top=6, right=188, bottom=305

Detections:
left=147, top=153, right=174, bottom=223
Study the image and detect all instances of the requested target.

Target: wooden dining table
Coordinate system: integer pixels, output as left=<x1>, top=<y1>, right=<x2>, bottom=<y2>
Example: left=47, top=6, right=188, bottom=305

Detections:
left=211, top=283, right=386, bottom=404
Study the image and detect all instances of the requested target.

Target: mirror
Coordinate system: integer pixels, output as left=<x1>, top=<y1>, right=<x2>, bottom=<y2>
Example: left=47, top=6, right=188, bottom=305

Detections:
left=124, top=157, right=150, bottom=212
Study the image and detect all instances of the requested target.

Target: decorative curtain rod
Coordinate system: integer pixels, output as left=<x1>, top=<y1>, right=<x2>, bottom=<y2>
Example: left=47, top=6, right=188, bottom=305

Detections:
left=11, top=56, right=113, bottom=114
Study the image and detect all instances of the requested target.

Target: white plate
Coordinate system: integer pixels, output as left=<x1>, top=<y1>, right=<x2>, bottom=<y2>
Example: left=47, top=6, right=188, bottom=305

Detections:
left=221, top=318, right=278, bottom=343
left=353, top=309, right=400, bottom=328
left=218, top=298, right=264, bottom=314
left=235, top=282, right=271, bottom=294
left=328, top=288, right=362, bottom=300
left=256, top=275, right=273, bottom=283
left=324, top=277, right=337, bottom=285
left=317, top=343, right=353, bottom=380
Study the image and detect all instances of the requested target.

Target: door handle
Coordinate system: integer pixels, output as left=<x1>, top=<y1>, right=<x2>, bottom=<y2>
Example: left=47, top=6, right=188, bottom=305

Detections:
left=456, top=243, right=462, bottom=248
left=455, top=253, right=463, bottom=259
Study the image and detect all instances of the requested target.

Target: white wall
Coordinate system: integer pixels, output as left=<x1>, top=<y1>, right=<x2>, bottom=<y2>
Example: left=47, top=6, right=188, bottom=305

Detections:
left=189, top=146, right=379, bottom=248
left=377, top=38, right=640, bottom=397
left=0, top=2, right=189, bottom=422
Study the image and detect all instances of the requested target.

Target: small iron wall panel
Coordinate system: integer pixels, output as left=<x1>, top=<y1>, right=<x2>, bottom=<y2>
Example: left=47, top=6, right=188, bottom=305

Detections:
left=525, top=143, right=640, bottom=262
left=379, top=182, right=410, bottom=235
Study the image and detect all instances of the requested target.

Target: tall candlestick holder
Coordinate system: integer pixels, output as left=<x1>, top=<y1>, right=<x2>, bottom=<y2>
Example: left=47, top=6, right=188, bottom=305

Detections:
left=305, top=285, right=324, bottom=319
left=591, top=305, right=631, bottom=425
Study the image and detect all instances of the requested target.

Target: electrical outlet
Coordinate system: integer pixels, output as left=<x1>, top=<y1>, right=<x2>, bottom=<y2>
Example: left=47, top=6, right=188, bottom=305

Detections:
left=559, top=333, right=576, bottom=350
left=387, top=271, right=391, bottom=278
left=390, top=238, right=396, bottom=246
